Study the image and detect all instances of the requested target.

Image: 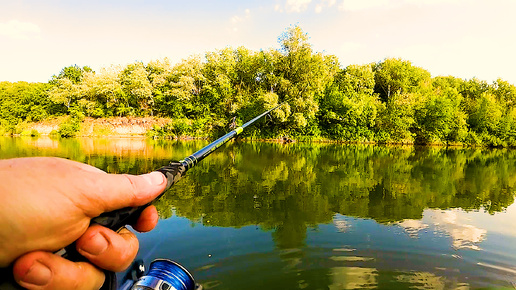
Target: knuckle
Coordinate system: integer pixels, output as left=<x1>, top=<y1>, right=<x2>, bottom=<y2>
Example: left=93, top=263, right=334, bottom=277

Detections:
left=117, top=232, right=139, bottom=270
left=122, top=174, right=140, bottom=204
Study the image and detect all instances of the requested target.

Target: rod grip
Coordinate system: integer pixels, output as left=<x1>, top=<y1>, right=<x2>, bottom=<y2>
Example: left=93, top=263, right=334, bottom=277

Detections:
left=53, top=162, right=188, bottom=289
left=84, top=161, right=187, bottom=233
left=156, top=161, right=188, bottom=191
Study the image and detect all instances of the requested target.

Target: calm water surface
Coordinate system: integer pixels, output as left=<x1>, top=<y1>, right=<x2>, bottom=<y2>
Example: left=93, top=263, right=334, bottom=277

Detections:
left=2, top=137, right=516, bottom=289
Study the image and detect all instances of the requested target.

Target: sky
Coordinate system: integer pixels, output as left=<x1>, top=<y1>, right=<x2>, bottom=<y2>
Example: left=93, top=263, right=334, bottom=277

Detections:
left=1, top=0, right=516, bottom=85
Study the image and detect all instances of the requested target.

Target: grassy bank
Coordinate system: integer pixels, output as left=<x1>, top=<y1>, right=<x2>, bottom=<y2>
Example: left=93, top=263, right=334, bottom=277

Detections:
left=0, top=115, right=493, bottom=149
left=0, top=117, right=470, bottom=148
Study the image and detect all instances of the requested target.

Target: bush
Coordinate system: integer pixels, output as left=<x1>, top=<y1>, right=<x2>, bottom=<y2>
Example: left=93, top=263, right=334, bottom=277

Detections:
left=20, top=129, right=40, bottom=137
left=374, top=131, right=390, bottom=144
left=58, top=117, right=81, bottom=138
left=49, top=130, right=60, bottom=138
left=147, top=118, right=193, bottom=139
left=464, top=131, right=482, bottom=146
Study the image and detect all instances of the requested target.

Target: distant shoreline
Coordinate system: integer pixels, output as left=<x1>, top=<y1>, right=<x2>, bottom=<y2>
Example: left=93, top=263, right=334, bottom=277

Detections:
left=11, top=116, right=170, bottom=138
left=6, top=117, right=474, bottom=148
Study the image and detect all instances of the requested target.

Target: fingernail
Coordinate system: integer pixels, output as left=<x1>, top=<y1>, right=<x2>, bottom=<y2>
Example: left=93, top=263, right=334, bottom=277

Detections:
left=21, top=260, right=51, bottom=286
left=80, top=232, right=109, bottom=256
left=141, top=171, right=165, bottom=186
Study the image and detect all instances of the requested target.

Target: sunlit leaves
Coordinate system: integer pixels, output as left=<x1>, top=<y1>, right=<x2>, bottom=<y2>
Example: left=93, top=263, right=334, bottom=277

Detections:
left=414, top=88, right=467, bottom=144
left=319, top=64, right=380, bottom=140
left=0, top=81, right=51, bottom=128
left=260, top=92, right=279, bottom=109
left=469, top=92, right=503, bottom=135
left=48, top=78, right=83, bottom=109
left=50, top=64, right=92, bottom=85
left=276, top=26, right=339, bottom=131
left=120, top=62, right=153, bottom=115
left=272, top=102, right=291, bottom=123
left=374, top=58, right=432, bottom=103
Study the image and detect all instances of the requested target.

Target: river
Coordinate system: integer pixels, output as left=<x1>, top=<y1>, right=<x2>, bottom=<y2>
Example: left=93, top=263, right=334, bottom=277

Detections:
left=2, top=136, right=516, bottom=289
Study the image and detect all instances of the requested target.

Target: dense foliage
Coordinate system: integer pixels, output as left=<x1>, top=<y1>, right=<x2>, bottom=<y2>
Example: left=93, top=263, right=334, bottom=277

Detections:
left=2, top=26, right=516, bottom=145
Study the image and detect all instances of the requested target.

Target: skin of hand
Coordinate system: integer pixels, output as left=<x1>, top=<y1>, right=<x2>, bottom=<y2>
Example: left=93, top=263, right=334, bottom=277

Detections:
left=0, top=157, right=167, bottom=290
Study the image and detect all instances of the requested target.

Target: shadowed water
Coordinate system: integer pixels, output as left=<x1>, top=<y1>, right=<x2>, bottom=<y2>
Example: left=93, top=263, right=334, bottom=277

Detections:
left=2, top=137, right=516, bottom=289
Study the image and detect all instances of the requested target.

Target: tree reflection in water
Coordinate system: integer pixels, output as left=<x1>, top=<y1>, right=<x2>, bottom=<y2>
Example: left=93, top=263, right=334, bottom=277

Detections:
left=3, top=137, right=516, bottom=289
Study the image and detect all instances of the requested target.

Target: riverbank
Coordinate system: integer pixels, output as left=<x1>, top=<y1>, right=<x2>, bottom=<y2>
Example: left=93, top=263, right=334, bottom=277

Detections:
left=5, top=117, right=291, bottom=142
left=9, top=117, right=172, bottom=137
left=1, top=117, right=476, bottom=147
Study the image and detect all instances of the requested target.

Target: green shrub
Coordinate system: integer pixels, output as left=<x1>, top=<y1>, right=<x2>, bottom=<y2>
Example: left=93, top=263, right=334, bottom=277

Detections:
left=147, top=118, right=194, bottom=139
left=464, top=131, right=482, bottom=146
left=20, top=129, right=40, bottom=137
left=58, top=117, right=81, bottom=138
left=49, top=130, right=60, bottom=138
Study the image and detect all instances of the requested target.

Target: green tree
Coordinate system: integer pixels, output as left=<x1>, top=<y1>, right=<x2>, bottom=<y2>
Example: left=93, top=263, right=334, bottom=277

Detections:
left=150, top=57, right=206, bottom=118
left=50, top=64, right=92, bottom=85
left=202, top=47, right=240, bottom=119
left=274, top=26, right=339, bottom=135
left=414, top=94, right=463, bottom=144
left=373, top=58, right=431, bottom=103
left=48, top=78, right=84, bottom=110
left=0, top=82, right=53, bottom=132
left=469, top=92, right=503, bottom=137
left=319, top=64, right=379, bottom=141
left=375, top=93, right=415, bottom=142
left=120, top=62, right=153, bottom=116
left=84, top=66, right=125, bottom=117
left=492, top=78, right=516, bottom=106
left=48, top=65, right=93, bottom=113
left=373, top=58, right=432, bottom=142
left=429, top=76, right=469, bottom=143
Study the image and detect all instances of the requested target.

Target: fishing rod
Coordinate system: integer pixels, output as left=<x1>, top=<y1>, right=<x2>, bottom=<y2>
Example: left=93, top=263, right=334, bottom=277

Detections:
left=88, top=103, right=281, bottom=232
left=65, top=104, right=282, bottom=290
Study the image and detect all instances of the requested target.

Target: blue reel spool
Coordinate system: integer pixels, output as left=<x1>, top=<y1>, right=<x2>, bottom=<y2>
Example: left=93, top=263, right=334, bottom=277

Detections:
left=131, top=259, right=200, bottom=290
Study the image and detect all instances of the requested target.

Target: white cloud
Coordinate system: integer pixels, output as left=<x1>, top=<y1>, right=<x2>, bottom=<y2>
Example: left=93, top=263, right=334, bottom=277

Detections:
left=394, top=35, right=516, bottom=83
left=231, top=16, right=243, bottom=24
left=285, top=0, right=313, bottom=13
left=338, top=0, right=391, bottom=12
left=315, top=0, right=337, bottom=13
left=337, top=0, right=464, bottom=12
left=229, top=9, right=252, bottom=32
left=0, top=20, right=41, bottom=40
left=404, top=0, right=464, bottom=5
left=280, top=0, right=338, bottom=13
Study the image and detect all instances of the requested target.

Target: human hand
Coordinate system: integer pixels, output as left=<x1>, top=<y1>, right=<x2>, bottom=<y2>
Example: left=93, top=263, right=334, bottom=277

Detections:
left=0, top=157, right=167, bottom=289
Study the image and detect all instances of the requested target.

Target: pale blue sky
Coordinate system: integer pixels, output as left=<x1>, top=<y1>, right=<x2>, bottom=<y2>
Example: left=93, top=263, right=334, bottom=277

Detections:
left=1, top=0, right=516, bottom=84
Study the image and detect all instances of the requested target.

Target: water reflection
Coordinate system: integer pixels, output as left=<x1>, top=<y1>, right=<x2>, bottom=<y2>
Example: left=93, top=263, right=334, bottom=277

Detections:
left=329, top=267, right=377, bottom=289
left=2, top=137, right=516, bottom=289
left=394, top=272, right=448, bottom=290
left=162, top=142, right=516, bottom=251
left=397, top=219, right=429, bottom=238
left=397, top=210, right=488, bottom=251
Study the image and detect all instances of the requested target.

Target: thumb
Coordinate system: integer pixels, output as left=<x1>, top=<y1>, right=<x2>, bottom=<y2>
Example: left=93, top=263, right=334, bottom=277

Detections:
left=81, top=171, right=167, bottom=217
